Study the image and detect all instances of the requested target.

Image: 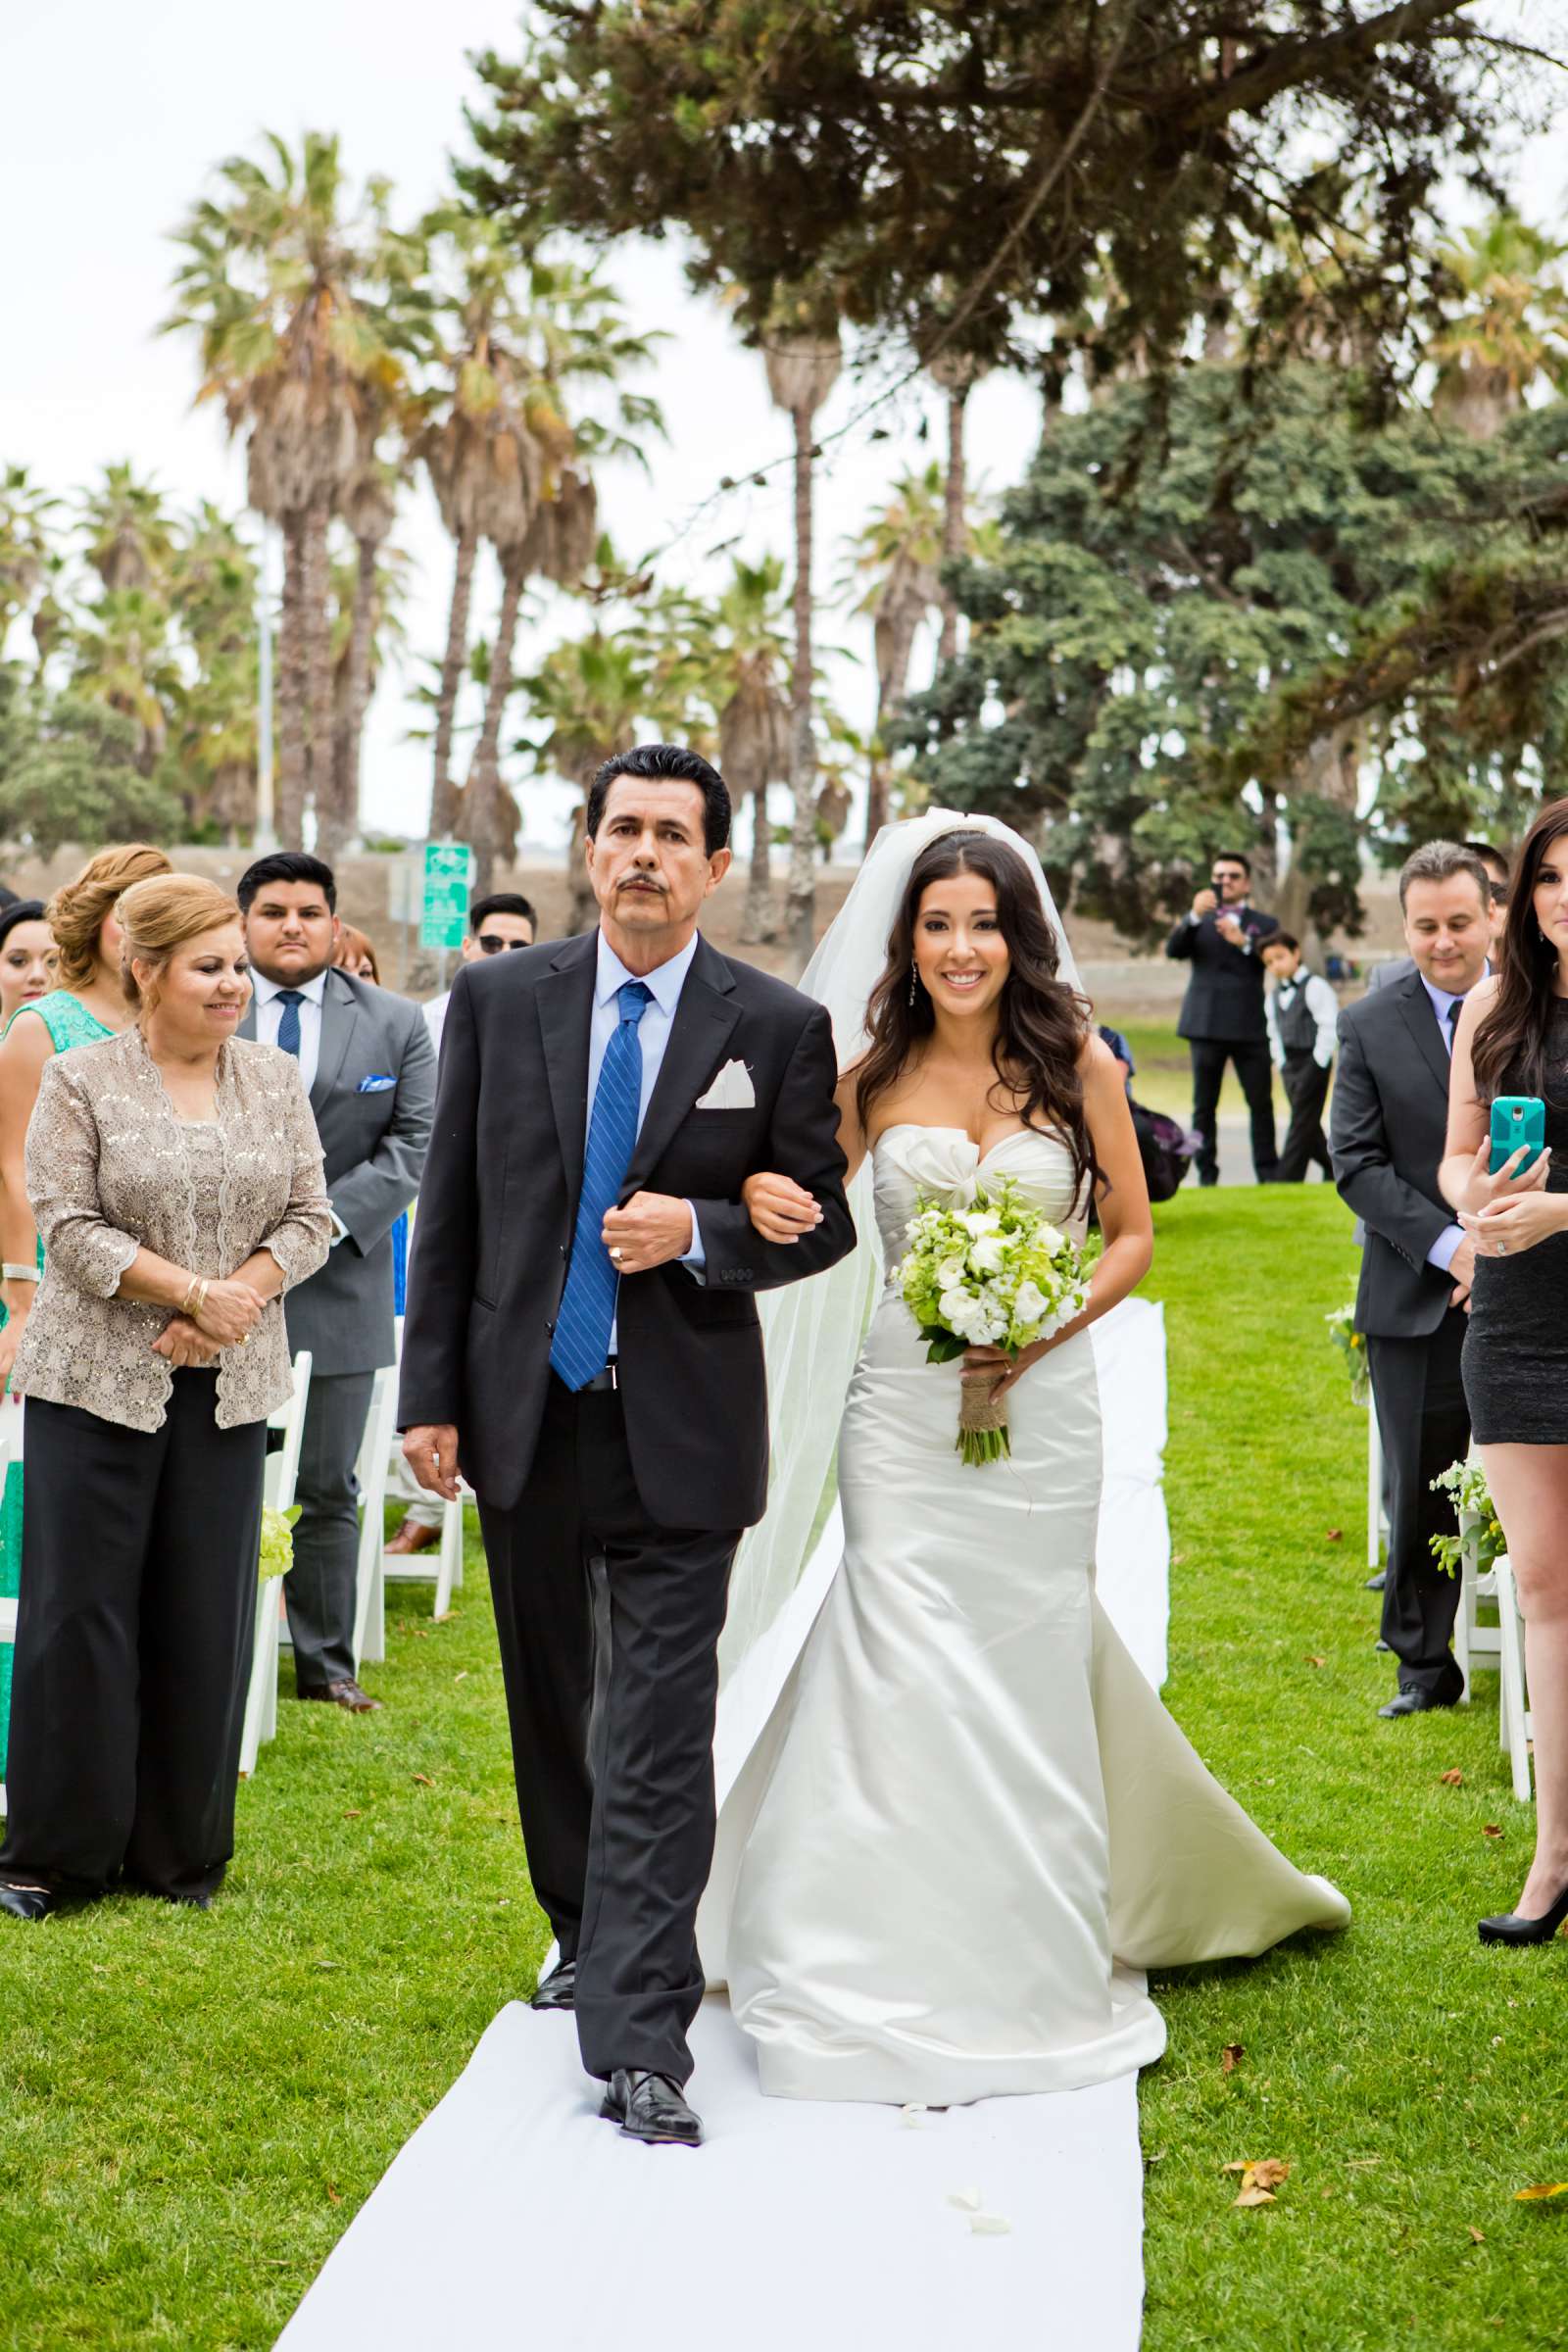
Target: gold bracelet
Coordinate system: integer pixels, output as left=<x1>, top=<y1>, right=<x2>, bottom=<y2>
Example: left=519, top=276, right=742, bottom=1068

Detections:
left=194, top=1279, right=211, bottom=1322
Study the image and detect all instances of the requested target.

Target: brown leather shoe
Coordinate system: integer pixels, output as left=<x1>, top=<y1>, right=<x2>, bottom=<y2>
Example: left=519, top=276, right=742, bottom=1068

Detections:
left=300, top=1678, right=383, bottom=1713
left=387, top=1516, right=443, bottom=1556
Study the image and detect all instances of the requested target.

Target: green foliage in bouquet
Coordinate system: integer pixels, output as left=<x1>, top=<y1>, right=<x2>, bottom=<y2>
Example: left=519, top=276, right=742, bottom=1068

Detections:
left=1325, top=1300, right=1370, bottom=1407
left=259, top=1505, right=300, bottom=1585
left=897, top=1178, right=1089, bottom=1465
left=1428, top=1458, right=1505, bottom=1581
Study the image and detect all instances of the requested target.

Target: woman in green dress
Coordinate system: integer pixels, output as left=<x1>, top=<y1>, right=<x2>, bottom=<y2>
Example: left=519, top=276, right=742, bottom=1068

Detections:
left=0, top=844, right=172, bottom=1775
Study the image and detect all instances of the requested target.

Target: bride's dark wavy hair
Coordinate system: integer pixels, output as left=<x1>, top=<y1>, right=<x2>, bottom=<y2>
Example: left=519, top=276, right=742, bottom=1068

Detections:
left=1473, top=795, right=1568, bottom=1107
left=857, top=830, right=1097, bottom=1198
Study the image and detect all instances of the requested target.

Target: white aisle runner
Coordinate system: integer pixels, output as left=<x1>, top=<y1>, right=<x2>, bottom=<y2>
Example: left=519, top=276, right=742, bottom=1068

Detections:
left=277, top=1301, right=1168, bottom=2352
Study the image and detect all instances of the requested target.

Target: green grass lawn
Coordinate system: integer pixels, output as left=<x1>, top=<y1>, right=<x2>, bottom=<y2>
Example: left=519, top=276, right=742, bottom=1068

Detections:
left=1, top=1188, right=1565, bottom=2348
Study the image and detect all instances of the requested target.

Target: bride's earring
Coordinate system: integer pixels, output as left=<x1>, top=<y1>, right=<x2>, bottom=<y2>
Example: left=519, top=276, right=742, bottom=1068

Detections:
left=908, top=964, right=919, bottom=1006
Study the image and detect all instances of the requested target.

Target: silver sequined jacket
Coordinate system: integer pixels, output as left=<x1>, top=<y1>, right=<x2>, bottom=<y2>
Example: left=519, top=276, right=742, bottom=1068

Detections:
left=13, top=1027, right=332, bottom=1431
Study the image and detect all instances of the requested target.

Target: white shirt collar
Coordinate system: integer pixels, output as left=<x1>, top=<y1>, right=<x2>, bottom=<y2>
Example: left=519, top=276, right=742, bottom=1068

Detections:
left=253, top=965, right=329, bottom=1008
left=594, top=928, right=699, bottom=1015
left=1419, top=961, right=1490, bottom=1025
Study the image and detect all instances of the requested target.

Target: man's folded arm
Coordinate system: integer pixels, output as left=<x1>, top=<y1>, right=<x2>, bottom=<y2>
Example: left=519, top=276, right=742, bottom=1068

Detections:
left=690, top=1004, right=856, bottom=1293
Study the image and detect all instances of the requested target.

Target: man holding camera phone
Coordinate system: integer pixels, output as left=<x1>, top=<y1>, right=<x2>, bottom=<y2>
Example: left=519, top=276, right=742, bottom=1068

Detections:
left=1165, top=851, right=1280, bottom=1185
left=1330, top=841, right=1494, bottom=1718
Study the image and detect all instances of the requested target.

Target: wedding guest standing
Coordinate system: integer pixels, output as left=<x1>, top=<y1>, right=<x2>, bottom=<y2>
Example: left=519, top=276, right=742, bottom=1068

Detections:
left=0, top=902, right=55, bottom=1028
left=335, top=925, right=380, bottom=983
left=1164, top=850, right=1279, bottom=1184
left=421, top=892, right=536, bottom=1059
left=0, top=876, right=330, bottom=1921
left=1440, top=800, right=1568, bottom=1942
left=1262, top=932, right=1337, bottom=1181
left=1367, top=841, right=1510, bottom=991
left=0, top=845, right=172, bottom=1785
left=1331, top=841, right=1493, bottom=1718
left=238, top=854, right=435, bottom=1712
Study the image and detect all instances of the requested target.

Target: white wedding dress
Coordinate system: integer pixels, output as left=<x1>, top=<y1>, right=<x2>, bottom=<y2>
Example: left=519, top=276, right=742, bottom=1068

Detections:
left=701, top=1120, right=1348, bottom=2107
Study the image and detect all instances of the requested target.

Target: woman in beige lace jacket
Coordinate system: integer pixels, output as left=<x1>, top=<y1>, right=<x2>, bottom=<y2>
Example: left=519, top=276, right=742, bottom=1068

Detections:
left=0, top=875, right=330, bottom=1922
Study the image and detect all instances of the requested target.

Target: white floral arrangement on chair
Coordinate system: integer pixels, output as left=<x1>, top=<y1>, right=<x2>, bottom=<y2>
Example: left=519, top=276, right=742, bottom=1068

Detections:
left=1428, top=1458, right=1504, bottom=1581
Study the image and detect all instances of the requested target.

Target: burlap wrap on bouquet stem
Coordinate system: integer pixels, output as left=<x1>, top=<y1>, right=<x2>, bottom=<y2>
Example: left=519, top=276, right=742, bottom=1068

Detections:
left=957, top=1366, right=1011, bottom=1466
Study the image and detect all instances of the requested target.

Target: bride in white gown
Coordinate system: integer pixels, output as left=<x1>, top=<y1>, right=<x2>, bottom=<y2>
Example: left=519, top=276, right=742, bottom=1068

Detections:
left=699, top=811, right=1348, bottom=2107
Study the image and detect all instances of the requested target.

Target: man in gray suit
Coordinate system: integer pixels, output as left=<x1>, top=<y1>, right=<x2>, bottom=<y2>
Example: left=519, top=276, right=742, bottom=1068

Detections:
left=238, top=853, right=435, bottom=1711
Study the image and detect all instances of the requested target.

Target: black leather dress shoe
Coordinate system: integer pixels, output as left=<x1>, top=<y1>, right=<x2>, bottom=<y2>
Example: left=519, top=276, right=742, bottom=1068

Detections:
left=600, top=2069, right=703, bottom=2147
left=0, top=1882, right=55, bottom=1922
left=1364, top=1569, right=1387, bottom=1592
left=529, top=1959, right=576, bottom=2012
left=299, top=1678, right=382, bottom=1713
left=1378, top=1687, right=1459, bottom=1718
left=1479, top=1886, right=1568, bottom=1945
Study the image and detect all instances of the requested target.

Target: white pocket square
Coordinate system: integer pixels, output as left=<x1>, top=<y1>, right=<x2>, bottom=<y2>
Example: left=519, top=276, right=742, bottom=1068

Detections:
left=695, top=1057, right=756, bottom=1110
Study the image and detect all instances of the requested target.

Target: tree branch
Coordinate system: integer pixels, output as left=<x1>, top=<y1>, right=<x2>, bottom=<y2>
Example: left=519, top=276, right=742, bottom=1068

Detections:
left=1180, top=0, right=1479, bottom=129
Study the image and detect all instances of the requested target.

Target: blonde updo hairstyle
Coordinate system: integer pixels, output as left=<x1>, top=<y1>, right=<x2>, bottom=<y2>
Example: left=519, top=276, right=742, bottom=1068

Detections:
left=118, top=875, right=244, bottom=1014
left=47, top=842, right=172, bottom=990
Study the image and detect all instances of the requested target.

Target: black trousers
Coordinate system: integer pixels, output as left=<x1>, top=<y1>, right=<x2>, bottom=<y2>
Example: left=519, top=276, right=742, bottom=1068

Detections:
left=477, top=1378, right=739, bottom=2086
left=0, top=1374, right=266, bottom=1901
left=1278, top=1050, right=1333, bottom=1183
left=1366, top=1310, right=1469, bottom=1699
left=285, top=1369, right=374, bottom=1691
left=1188, top=1038, right=1278, bottom=1184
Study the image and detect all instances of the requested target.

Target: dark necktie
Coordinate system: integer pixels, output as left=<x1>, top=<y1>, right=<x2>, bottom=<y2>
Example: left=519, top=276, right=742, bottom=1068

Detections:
left=1446, top=998, right=1461, bottom=1055
left=550, top=981, right=654, bottom=1390
left=275, top=989, right=305, bottom=1059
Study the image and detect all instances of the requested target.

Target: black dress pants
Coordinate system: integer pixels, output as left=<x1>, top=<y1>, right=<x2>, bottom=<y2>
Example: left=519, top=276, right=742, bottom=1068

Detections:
left=0, top=1373, right=267, bottom=1901
left=1366, top=1310, right=1469, bottom=1700
left=477, top=1377, right=739, bottom=2086
left=285, top=1369, right=375, bottom=1691
left=1278, top=1050, right=1333, bottom=1183
left=1189, top=1038, right=1279, bottom=1183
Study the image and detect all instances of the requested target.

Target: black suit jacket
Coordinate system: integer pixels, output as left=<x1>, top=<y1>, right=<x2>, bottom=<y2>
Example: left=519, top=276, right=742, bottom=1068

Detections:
left=1165, top=906, right=1279, bottom=1043
left=399, top=929, right=855, bottom=1527
left=1330, top=971, right=1461, bottom=1339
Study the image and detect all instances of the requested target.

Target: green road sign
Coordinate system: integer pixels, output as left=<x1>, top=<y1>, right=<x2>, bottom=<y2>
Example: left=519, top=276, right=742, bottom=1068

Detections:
left=419, top=842, right=473, bottom=950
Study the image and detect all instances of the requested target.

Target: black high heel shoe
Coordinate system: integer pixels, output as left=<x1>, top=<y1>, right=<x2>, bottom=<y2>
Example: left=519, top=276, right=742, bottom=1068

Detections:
left=1478, top=1885, right=1568, bottom=1945
left=0, top=1882, right=55, bottom=1923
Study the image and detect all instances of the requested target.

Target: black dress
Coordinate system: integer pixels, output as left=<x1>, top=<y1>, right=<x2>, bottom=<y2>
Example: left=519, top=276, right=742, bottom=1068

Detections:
left=1463, top=997, right=1568, bottom=1445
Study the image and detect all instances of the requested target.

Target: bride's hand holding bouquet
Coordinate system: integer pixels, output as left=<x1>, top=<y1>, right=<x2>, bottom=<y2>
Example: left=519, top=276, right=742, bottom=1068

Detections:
left=897, top=1179, right=1090, bottom=1465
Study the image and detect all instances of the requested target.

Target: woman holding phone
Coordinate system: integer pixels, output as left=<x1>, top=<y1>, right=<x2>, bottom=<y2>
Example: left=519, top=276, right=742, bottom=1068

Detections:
left=1442, top=796, right=1568, bottom=1944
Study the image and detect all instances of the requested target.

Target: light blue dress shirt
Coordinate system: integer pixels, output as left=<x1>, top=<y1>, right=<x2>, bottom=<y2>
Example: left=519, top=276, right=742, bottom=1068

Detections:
left=590, top=932, right=705, bottom=1347
left=1419, top=968, right=1482, bottom=1275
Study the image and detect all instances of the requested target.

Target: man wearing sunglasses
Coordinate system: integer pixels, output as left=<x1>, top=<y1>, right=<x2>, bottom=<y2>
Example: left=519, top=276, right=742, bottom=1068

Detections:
left=423, top=893, right=538, bottom=1060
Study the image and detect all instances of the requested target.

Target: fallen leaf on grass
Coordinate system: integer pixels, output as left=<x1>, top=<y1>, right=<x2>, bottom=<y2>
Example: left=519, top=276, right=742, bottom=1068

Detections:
left=1222, top=2044, right=1245, bottom=2076
left=411, top=1773, right=434, bottom=1787
left=1226, top=2157, right=1291, bottom=2207
left=454, top=1670, right=469, bottom=1683
left=1304, top=1655, right=1326, bottom=1669
left=1515, top=2183, right=1568, bottom=2202
left=1325, top=1529, right=1344, bottom=1544
left=1441, top=1770, right=1464, bottom=1787
left=326, top=2183, right=342, bottom=2205
left=1483, top=1825, right=1504, bottom=1839
left=342, top=1809, right=362, bottom=1820
left=1468, top=2226, right=1486, bottom=2243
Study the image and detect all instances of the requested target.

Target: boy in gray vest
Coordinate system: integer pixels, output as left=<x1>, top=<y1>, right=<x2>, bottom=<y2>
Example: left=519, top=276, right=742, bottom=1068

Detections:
left=1262, top=932, right=1338, bottom=1182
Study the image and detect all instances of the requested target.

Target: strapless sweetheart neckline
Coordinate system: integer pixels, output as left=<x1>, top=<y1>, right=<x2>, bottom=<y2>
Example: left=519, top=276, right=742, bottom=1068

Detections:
left=873, top=1121, right=1069, bottom=1167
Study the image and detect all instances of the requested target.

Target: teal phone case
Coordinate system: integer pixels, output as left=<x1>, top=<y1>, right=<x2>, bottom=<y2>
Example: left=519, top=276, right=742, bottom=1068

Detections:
left=1490, top=1096, right=1546, bottom=1175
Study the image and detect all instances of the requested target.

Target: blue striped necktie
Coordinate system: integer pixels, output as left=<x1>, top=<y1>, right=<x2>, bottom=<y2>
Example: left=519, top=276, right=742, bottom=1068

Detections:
left=549, top=980, right=653, bottom=1391
left=275, top=989, right=304, bottom=1058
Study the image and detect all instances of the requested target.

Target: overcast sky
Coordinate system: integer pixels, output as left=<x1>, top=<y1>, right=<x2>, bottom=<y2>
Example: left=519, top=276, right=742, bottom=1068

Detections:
left=2, top=5, right=1564, bottom=851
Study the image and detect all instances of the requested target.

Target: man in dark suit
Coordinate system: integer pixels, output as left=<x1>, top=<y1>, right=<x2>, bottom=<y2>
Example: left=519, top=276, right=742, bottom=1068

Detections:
left=401, top=744, right=854, bottom=2148
left=1330, top=840, right=1493, bottom=1717
left=1365, top=838, right=1511, bottom=994
left=239, top=853, right=436, bottom=1712
left=1165, top=849, right=1280, bottom=1184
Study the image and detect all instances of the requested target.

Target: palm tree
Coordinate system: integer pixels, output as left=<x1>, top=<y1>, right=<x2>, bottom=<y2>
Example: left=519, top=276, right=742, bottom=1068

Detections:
left=841, top=465, right=944, bottom=849
left=166, top=130, right=417, bottom=846
left=1430, top=212, right=1568, bottom=441
left=514, top=625, right=650, bottom=932
left=927, top=355, right=987, bottom=666
left=68, top=588, right=183, bottom=776
left=761, top=290, right=842, bottom=969
left=169, top=502, right=264, bottom=838
left=696, top=558, right=793, bottom=942
left=77, top=464, right=177, bottom=594
left=327, top=529, right=408, bottom=855
left=0, top=466, right=58, bottom=658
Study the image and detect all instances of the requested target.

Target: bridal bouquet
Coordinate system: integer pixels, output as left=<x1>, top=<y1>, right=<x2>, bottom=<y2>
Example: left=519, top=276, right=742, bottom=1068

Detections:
left=897, top=1180, right=1091, bottom=1467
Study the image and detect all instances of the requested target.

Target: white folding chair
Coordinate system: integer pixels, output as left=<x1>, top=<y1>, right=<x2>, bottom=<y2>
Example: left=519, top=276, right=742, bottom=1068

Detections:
left=380, top=1316, right=469, bottom=1628
left=1456, top=1521, right=1503, bottom=1702
left=352, top=1365, right=400, bottom=1672
left=1493, top=1552, right=1534, bottom=1804
left=238, top=1350, right=313, bottom=1781
left=1366, top=1402, right=1387, bottom=1572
